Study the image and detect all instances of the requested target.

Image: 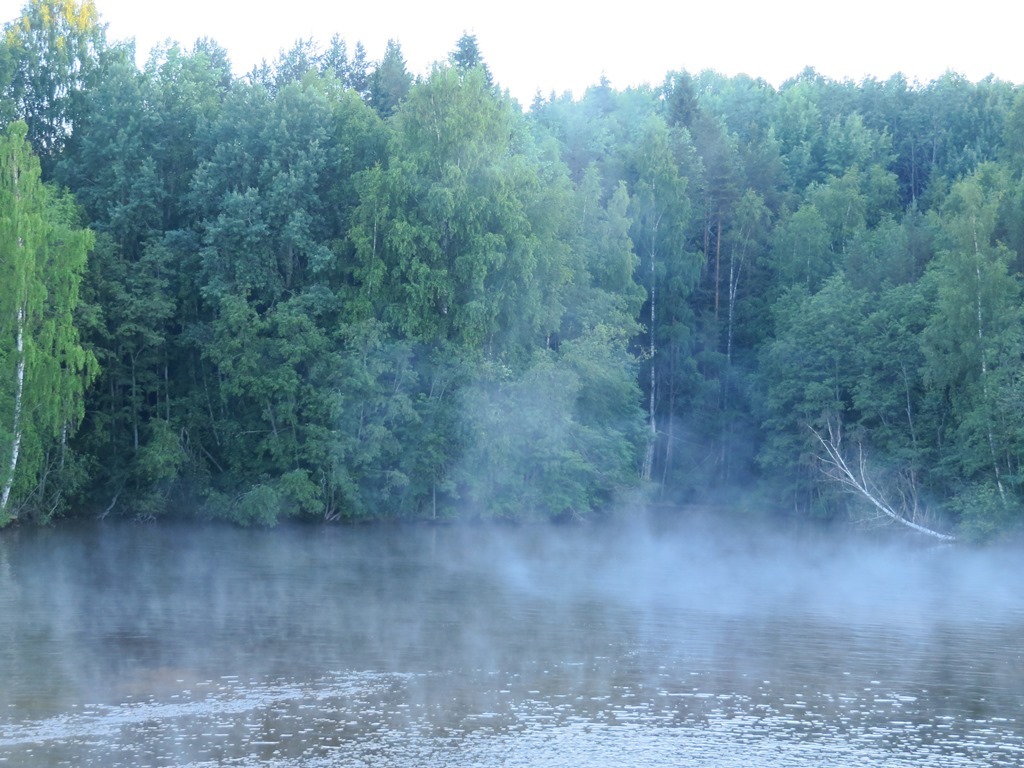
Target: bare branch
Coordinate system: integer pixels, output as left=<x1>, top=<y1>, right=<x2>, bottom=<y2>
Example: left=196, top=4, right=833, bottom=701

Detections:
left=809, top=424, right=955, bottom=542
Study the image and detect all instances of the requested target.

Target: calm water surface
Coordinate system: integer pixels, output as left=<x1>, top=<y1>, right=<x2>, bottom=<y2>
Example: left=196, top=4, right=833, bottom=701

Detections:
left=0, top=518, right=1022, bottom=766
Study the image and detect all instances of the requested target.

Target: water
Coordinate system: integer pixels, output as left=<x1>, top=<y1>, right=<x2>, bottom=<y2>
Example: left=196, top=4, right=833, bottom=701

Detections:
left=0, top=517, right=1022, bottom=766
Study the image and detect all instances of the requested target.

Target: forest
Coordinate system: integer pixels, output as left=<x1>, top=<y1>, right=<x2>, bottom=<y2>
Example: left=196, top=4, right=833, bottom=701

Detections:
left=2, top=1, right=1024, bottom=540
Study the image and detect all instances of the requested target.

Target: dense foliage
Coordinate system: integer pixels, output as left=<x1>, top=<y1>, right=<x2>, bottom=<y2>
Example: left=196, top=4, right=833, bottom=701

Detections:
left=3, top=1, right=1024, bottom=538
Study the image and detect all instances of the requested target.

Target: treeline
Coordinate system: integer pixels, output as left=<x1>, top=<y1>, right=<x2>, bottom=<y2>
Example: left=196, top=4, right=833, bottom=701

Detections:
left=2, top=1, right=1024, bottom=538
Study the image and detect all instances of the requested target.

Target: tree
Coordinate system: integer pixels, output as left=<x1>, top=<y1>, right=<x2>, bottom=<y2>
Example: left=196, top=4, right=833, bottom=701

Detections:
left=54, top=39, right=232, bottom=516
left=767, top=202, right=831, bottom=294
left=368, top=39, right=411, bottom=118
left=449, top=32, right=492, bottom=88
left=350, top=64, right=569, bottom=357
left=810, top=419, right=955, bottom=541
left=920, top=168, right=1024, bottom=511
left=0, top=121, right=96, bottom=524
left=724, top=189, right=770, bottom=366
left=757, top=275, right=868, bottom=514
left=178, top=70, right=387, bottom=522
left=273, top=38, right=320, bottom=89
left=0, top=0, right=105, bottom=172
left=628, top=115, right=697, bottom=486
left=346, top=41, right=370, bottom=96
left=690, top=110, right=741, bottom=322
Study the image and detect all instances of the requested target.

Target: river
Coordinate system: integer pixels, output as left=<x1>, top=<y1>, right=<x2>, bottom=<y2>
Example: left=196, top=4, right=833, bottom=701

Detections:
left=0, top=517, right=1022, bottom=766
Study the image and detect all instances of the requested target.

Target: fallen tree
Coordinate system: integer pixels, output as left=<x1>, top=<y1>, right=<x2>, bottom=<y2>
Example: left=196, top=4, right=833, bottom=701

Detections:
left=809, top=421, right=956, bottom=542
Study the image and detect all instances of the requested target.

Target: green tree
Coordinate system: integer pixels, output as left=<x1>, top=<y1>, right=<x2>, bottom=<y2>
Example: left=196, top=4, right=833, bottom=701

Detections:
left=920, top=73, right=1013, bottom=186
left=457, top=335, right=643, bottom=522
left=920, top=168, right=1024, bottom=512
left=757, top=275, right=868, bottom=514
left=627, top=116, right=694, bottom=485
left=851, top=281, right=931, bottom=492
left=55, top=39, right=231, bottom=516
left=179, top=70, right=388, bottom=522
left=351, top=64, right=569, bottom=356
left=273, top=38, right=319, bottom=89
left=368, top=39, right=411, bottom=118
left=337, top=41, right=370, bottom=96
left=449, top=32, right=492, bottom=88
left=768, top=202, right=831, bottom=294
left=0, top=121, right=95, bottom=524
left=773, top=75, right=826, bottom=192
left=0, top=0, right=105, bottom=171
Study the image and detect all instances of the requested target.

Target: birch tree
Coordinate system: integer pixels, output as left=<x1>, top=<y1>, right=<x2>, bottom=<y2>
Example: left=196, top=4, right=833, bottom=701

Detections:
left=921, top=167, right=1023, bottom=507
left=0, top=121, right=95, bottom=524
left=629, top=116, right=695, bottom=485
left=810, top=420, right=955, bottom=541
left=0, top=0, right=105, bottom=170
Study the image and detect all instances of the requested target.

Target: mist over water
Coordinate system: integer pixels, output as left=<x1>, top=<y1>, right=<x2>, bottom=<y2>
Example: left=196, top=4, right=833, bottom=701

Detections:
left=1, top=516, right=1022, bottom=766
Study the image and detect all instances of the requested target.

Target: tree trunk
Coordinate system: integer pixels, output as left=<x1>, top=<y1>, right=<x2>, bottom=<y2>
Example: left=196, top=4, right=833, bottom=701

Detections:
left=971, top=213, right=1007, bottom=503
left=131, top=352, right=139, bottom=452
left=660, top=349, right=676, bottom=492
left=727, top=240, right=738, bottom=366
left=714, top=214, right=722, bottom=317
left=641, top=235, right=657, bottom=482
left=1, top=305, right=26, bottom=516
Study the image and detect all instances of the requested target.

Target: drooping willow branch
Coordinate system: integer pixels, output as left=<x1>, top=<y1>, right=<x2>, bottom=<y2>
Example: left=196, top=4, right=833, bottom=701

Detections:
left=809, top=421, right=955, bottom=542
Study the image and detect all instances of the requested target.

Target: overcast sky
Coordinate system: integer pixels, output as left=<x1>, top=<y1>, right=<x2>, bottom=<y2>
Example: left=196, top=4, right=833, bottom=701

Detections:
left=3, top=0, right=1023, bottom=104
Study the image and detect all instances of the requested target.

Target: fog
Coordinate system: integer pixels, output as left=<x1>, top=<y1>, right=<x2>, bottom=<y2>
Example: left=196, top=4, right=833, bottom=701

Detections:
left=1, top=516, right=1022, bottom=765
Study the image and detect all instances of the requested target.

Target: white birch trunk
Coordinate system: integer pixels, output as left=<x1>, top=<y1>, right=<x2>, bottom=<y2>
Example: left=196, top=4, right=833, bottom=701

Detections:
left=641, top=233, right=657, bottom=482
left=971, top=213, right=1007, bottom=503
left=1, top=305, right=26, bottom=516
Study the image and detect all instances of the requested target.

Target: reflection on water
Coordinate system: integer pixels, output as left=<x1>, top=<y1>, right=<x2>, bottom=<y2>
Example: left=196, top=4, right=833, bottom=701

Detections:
left=0, top=518, right=1022, bottom=766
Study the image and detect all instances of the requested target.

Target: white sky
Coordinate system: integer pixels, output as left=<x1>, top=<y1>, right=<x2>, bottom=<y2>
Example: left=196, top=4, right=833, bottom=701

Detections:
left=3, top=1, right=1023, bottom=104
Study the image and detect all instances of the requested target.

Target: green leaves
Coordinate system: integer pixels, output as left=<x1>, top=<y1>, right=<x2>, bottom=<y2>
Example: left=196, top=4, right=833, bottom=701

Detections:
left=0, top=1, right=105, bottom=168
left=920, top=169, right=1024, bottom=496
left=0, top=121, right=96, bottom=523
left=350, top=65, right=572, bottom=357
left=756, top=164, right=1024, bottom=533
left=368, top=40, right=411, bottom=118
